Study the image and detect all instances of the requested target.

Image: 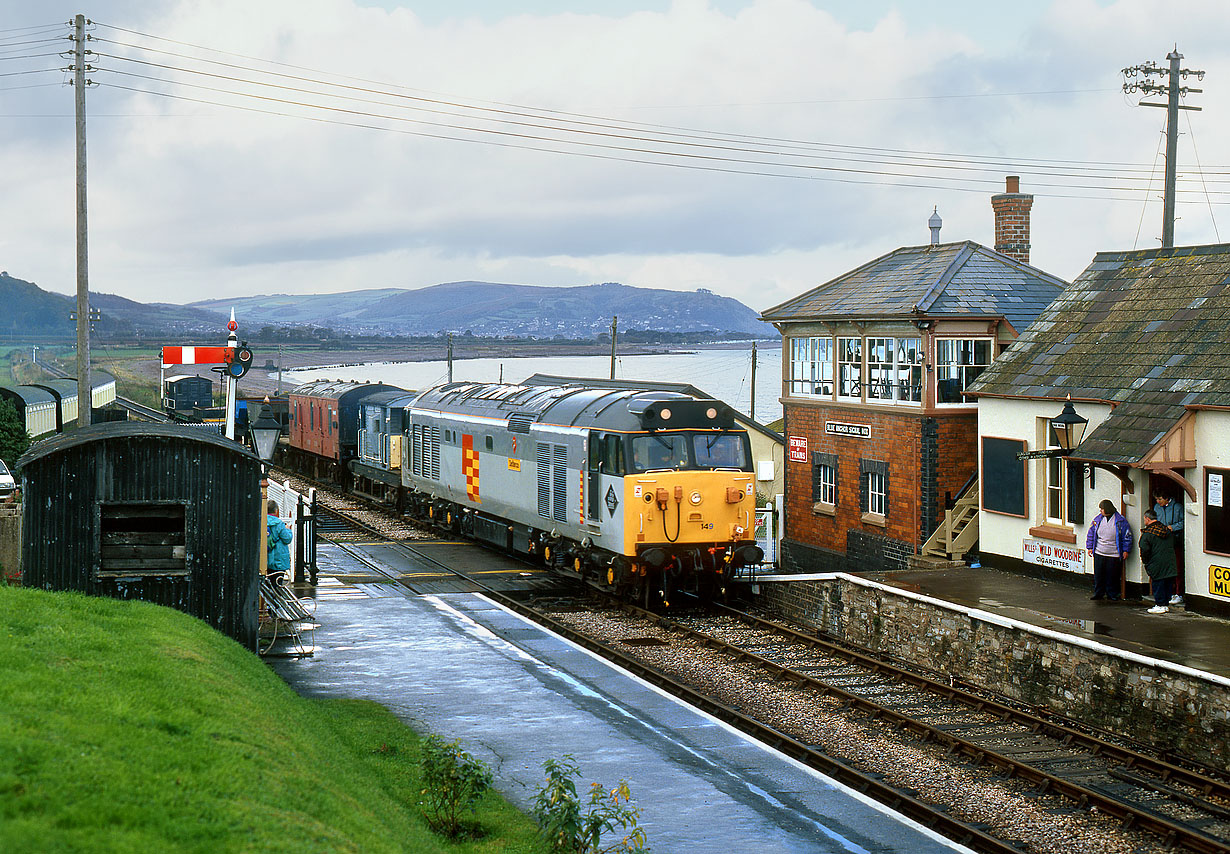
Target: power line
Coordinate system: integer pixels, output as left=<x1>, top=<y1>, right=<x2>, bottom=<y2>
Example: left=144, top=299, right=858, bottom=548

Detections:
left=90, top=20, right=1229, bottom=175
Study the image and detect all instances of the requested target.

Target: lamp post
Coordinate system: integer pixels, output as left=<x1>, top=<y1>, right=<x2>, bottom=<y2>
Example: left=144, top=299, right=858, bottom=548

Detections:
left=250, top=398, right=280, bottom=577
left=1048, top=396, right=1088, bottom=455
left=1015, top=396, right=1089, bottom=461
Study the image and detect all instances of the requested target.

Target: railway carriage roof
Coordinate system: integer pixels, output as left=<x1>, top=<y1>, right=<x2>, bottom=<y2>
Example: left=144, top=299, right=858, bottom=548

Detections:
left=289, top=380, right=402, bottom=401
left=28, top=380, right=79, bottom=398
left=359, top=390, right=419, bottom=410
left=410, top=381, right=719, bottom=431
left=0, top=385, right=55, bottom=406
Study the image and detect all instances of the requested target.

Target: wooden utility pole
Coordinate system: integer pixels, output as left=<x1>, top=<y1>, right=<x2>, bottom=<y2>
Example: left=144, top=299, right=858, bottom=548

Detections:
left=1123, top=48, right=1204, bottom=248
left=609, top=316, right=617, bottom=380
left=750, top=340, right=757, bottom=422
left=73, top=14, right=92, bottom=425
left=447, top=333, right=453, bottom=383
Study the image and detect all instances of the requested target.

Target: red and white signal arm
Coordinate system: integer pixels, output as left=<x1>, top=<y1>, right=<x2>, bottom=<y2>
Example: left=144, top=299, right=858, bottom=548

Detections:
left=787, top=435, right=809, bottom=463
left=161, top=346, right=234, bottom=368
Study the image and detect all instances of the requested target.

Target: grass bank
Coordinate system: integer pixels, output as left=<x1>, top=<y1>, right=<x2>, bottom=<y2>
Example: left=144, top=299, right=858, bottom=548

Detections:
left=0, top=586, right=540, bottom=854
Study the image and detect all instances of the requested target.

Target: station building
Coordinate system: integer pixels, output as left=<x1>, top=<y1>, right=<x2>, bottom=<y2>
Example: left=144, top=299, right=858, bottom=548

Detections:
left=762, top=179, right=1066, bottom=573
left=968, top=243, right=1230, bottom=617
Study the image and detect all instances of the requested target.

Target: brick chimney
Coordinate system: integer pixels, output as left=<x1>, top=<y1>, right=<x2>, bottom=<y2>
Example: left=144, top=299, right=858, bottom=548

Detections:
left=991, top=175, right=1033, bottom=264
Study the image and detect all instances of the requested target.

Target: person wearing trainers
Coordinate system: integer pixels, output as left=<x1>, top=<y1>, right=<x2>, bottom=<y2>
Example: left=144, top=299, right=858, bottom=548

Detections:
left=1153, top=490, right=1185, bottom=607
left=1139, top=508, right=1177, bottom=614
left=1086, top=499, right=1133, bottom=601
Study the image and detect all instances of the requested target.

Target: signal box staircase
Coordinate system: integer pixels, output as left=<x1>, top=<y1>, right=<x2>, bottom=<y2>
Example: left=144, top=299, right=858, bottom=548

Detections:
left=914, top=477, right=979, bottom=569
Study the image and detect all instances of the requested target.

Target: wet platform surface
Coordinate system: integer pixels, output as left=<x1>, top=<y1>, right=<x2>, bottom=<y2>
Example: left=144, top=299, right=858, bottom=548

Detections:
left=867, top=566, right=1230, bottom=679
left=271, top=543, right=972, bottom=854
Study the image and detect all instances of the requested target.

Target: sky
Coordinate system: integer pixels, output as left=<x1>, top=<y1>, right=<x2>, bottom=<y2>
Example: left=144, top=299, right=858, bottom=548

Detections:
left=2, top=1, right=1229, bottom=314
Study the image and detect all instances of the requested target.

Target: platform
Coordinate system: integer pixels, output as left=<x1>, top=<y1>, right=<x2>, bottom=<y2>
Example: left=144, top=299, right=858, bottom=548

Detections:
left=865, top=564, right=1230, bottom=680
left=271, top=543, right=972, bottom=854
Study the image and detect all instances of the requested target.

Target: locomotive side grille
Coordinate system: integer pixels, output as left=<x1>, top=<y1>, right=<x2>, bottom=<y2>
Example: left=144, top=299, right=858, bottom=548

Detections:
left=537, top=443, right=551, bottom=517
left=411, top=424, right=422, bottom=477
left=428, top=424, right=440, bottom=481
left=552, top=444, right=568, bottom=523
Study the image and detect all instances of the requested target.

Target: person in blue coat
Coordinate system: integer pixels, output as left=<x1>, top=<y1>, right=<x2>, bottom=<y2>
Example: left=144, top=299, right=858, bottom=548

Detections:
left=266, top=499, right=293, bottom=577
left=1085, top=499, right=1133, bottom=601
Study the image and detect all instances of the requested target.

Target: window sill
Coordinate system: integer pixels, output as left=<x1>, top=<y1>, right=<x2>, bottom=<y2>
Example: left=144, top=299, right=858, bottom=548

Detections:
left=812, top=502, right=836, bottom=517
left=861, top=512, right=886, bottom=528
left=1029, top=524, right=1076, bottom=544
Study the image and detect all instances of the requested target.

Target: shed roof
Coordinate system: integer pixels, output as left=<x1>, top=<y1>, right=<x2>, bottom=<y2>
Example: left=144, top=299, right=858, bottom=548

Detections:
left=967, top=243, right=1230, bottom=464
left=760, top=241, right=1066, bottom=332
left=17, top=421, right=260, bottom=471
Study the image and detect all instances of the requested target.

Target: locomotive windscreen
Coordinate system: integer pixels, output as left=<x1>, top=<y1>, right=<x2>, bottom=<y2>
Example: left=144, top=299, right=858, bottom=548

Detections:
left=629, top=431, right=750, bottom=472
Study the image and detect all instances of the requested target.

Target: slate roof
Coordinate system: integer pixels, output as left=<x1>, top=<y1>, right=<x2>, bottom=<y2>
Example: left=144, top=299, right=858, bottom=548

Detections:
left=967, top=243, right=1230, bottom=465
left=760, top=241, right=1066, bottom=332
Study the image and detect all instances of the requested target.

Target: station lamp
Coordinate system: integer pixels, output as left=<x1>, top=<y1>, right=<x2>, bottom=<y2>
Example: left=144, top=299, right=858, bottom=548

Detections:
left=1049, top=395, right=1088, bottom=455
left=250, top=397, right=281, bottom=466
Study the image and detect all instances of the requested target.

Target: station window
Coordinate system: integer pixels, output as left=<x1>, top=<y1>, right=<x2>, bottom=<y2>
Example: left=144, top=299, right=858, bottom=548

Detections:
left=1044, top=420, right=1068, bottom=525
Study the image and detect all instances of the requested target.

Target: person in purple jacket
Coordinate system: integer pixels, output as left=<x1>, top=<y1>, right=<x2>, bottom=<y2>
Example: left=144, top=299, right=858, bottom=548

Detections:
left=1086, top=499, right=1133, bottom=601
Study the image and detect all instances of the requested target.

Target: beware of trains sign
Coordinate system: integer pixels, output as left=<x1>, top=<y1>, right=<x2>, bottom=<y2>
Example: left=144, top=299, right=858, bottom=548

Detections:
left=788, top=436, right=808, bottom=463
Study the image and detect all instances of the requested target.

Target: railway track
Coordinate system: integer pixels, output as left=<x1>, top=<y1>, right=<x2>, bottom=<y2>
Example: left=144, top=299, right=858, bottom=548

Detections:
left=302, top=502, right=1050, bottom=853
left=567, top=602, right=1230, bottom=854
left=286, top=473, right=1230, bottom=852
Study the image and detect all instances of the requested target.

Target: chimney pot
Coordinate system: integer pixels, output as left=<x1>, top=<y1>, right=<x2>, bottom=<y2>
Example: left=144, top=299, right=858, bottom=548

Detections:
left=1005, top=175, right=1020, bottom=194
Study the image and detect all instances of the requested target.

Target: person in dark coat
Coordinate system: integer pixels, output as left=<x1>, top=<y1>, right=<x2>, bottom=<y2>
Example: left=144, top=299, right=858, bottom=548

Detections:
left=266, top=499, right=293, bottom=577
left=1085, top=499, right=1132, bottom=601
left=1139, top=508, right=1178, bottom=614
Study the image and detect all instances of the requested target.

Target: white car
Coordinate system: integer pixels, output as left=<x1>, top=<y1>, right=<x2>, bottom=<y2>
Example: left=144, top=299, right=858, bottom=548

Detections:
left=0, top=459, right=14, bottom=501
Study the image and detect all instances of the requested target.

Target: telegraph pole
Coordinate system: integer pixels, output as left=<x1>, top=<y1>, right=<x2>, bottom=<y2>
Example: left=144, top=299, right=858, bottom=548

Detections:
left=446, top=333, right=453, bottom=383
left=750, top=340, right=757, bottom=422
left=71, top=14, right=94, bottom=425
left=609, top=316, right=617, bottom=380
left=1122, top=48, right=1204, bottom=248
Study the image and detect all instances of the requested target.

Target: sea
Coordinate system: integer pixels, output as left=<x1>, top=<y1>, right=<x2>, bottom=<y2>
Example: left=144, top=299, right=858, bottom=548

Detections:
left=282, top=343, right=784, bottom=425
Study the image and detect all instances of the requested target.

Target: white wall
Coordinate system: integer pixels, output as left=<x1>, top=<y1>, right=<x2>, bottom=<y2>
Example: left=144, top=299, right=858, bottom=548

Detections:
left=1191, top=410, right=1230, bottom=601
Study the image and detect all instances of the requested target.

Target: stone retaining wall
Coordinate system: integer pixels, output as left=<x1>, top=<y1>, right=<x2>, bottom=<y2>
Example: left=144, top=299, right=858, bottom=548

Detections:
left=754, top=575, right=1230, bottom=769
left=0, top=504, right=21, bottom=583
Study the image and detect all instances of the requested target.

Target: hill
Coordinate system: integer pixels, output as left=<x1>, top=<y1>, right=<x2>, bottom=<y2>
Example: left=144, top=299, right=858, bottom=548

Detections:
left=190, top=280, right=774, bottom=337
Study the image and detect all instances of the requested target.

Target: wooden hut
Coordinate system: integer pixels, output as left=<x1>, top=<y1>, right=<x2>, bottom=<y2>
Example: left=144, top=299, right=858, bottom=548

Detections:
left=16, top=423, right=263, bottom=649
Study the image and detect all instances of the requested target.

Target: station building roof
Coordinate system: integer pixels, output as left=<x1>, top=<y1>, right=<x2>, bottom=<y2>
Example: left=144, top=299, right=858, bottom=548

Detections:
left=967, top=243, right=1230, bottom=465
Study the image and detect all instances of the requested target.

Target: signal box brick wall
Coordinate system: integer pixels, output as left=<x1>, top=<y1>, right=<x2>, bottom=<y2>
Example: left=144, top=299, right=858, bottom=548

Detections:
left=755, top=577, right=1230, bottom=770
left=782, top=401, right=978, bottom=573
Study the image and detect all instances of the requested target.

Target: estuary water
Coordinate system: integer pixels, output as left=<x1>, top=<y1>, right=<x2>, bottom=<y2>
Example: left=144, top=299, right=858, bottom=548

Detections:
left=283, top=343, right=784, bottom=425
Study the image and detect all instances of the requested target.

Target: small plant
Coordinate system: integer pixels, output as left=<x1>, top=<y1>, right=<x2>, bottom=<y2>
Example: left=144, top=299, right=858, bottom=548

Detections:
left=417, top=734, right=493, bottom=839
left=533, top=755, right=649, bottom=854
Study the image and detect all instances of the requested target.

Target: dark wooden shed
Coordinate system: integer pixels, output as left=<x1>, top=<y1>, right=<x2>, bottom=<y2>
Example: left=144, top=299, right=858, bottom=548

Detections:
left=16, top=422, right=263, bottom=649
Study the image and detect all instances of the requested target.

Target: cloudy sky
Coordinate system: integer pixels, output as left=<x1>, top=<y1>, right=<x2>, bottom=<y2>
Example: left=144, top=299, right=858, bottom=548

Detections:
left=2, top=0, right=1228, bottom=313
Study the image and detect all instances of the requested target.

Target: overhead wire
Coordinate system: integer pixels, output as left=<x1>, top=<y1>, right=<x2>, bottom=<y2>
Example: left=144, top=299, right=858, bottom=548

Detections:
left=1186, top=108, right=1221, bottom=241
left=91, top=22, right=1230, bottom=175
left=73, top=20, right=1230, bottom=203
left=88, top=32, right=1230, bottom=184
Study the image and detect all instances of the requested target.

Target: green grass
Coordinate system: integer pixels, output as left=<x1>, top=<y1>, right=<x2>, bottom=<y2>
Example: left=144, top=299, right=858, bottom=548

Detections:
left=0, top=586, right=542, bottom=854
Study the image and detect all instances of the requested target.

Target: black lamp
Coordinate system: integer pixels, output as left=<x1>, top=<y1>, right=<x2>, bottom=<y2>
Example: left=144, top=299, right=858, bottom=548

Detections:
left=1049, top=395, right=1088, bottom=454
left=250, top=398, right=281, bottom=465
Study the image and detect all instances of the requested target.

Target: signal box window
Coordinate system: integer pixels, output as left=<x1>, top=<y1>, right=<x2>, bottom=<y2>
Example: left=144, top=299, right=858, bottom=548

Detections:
left=936, top=339, right=992, bottom=404
left=860, top=459, right=888, bottom=524
left=811, top=451, right=837, bottom=515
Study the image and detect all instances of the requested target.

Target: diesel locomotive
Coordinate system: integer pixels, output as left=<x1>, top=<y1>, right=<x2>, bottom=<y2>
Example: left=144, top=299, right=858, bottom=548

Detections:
left=293, top=377, right=765, bottom=604
left=399, top=381, right=763, bottom=605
